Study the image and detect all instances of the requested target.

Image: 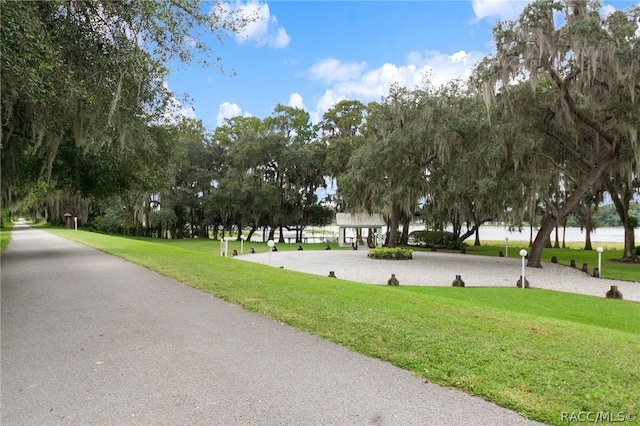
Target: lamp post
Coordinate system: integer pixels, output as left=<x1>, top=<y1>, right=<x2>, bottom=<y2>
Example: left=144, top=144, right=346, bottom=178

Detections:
left=505, top=237, right=509, bottom=258
left=240, top=235, right=246, bottom=255
left=519, top=249, right=528, bottom=289
left=267, top=239, right=275, bottom=264
left=221, top=237, right=228, bottom=257
left=597, top=247, right=603, bottom=277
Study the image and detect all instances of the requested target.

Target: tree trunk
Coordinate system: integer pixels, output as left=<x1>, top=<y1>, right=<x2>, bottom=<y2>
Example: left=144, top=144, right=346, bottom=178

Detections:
left=474, top=227, right=480, bottom=246
left=622, top=222, right=636, bottom=262
left=584, top=207, right=593, bottom=251
left=246, top=226, right=257, bottom=242
left=584, top=225, right=593, bottom=251
left=528, top=215, right=554, bottom=267
left=400, top=217, right=410, bottom=245
left=527, top=150, right=615, bottom=267
left=198, top=219, right=208, bottom=238
left=278, top=225, right=285, bottom=243
left=553, top=226, right=560, bottom=248
left=608, top=183, right=637, bottom=261
left=458, top=225, right=479, bottom=244
left=387, top=205, right=401, bottom=247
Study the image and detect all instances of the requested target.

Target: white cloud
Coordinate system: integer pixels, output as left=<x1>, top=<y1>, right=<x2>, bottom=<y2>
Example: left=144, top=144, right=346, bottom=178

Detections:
left=471, top=0, right=530, bottom=20
left=288, top=93, right=306, bottom=110
left=406, top=49, right=486, bottom=86
left=222, top=1, right=291, bottom=49
left=217, top=102, right=244, bottom=126
left=327, top=63, right=423, bottom=100
left=316, top=89, right=347, bottom=115
left=308, top=59, right=367, bottom=84
left=308, top=50, right=485, bottom=119
left=601, top=4, right=616, bottom=16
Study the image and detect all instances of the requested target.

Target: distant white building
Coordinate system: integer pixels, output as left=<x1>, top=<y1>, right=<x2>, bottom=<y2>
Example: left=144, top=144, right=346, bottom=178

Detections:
left=335, top=213, right=385, bottom=248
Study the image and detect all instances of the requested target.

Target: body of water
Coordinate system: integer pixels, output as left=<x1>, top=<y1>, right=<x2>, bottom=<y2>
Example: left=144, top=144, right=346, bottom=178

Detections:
left=470, top=225, right=638, bottom=244
left=309, top=225, right=638, bottom=245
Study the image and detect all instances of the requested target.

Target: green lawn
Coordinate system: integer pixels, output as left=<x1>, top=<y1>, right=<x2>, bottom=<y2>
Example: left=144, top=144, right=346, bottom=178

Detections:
left=129, top=235, right=344, bottom=254
left=24, top=230, right=640, bottom=424
left=0, top=219, right=13, bottom=252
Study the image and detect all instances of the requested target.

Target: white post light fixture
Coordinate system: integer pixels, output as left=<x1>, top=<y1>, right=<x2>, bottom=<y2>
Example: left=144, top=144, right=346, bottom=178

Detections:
left=74, top=216, right=78, bottom=231
left=221, top=237, right=229, bottom=257
left=597, top=247, right=603, bottom=276
left=267, top=239, right=275, bottom=264
left=505, top=237, right=509, bottom=258
left=519, top=249, right=528, bottom=289
left=240, top=234, right=246, bottom=255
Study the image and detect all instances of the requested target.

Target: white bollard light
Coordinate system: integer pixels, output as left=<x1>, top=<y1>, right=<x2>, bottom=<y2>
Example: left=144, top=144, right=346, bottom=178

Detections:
left=519, top=249, right=528, bottom=289
left=267, top=239, right=275, bottom=264
left=596, top=247, right=603, bottom=277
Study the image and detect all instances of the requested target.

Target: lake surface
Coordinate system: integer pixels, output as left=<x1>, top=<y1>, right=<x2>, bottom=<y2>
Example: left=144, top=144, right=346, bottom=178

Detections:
left=469, top=225, right=638, bottom=244
left=313, top=225, right=638, bottom=245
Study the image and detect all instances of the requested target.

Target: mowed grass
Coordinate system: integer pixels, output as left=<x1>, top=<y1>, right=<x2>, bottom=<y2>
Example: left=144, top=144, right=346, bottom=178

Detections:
left=128, top=235, right=345, bottom=254
left=42, top=229, right=640, bottom=425
left=430, top=241, right=640, bottom=282
left=0, top=223, right=12, bottom=252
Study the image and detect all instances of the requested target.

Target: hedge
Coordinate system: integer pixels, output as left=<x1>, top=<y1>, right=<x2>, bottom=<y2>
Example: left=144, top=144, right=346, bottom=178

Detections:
left=408, top=230, right=465, bottom=250
left=367, top=247, right=413, bottom=260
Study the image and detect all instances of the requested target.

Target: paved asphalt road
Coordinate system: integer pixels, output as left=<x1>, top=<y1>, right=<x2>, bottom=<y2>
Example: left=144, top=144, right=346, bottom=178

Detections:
left=1, top=225, right=542, bottom=425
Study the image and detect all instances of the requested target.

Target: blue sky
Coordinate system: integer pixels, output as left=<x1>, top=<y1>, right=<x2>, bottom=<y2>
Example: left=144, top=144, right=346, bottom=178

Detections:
left=165, top=0, right=637, bottom=132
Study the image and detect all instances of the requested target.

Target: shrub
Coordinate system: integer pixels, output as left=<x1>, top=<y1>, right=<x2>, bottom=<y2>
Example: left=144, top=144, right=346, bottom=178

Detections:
left=408, top=230, right=465, bottom=250
left=367, top=247, right=413, bottom=260
left=87, top=207, right=136, bottom=235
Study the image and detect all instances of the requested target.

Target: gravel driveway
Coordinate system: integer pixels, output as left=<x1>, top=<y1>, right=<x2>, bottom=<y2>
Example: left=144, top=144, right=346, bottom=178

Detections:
left=237, top=250, right=640, bottom=302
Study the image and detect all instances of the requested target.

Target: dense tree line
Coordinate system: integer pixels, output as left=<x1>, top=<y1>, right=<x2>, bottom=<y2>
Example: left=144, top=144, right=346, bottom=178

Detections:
left=2, top=0, right=639, bottom=264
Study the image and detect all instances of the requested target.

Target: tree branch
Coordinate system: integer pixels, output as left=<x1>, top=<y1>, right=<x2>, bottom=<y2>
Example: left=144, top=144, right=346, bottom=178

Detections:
left=547, top=67, right=616, bottom=146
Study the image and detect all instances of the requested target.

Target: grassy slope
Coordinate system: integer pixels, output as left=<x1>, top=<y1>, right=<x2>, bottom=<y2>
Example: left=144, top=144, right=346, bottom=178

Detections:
left=41, top=229, right=640, bottom=425
left=0, top=220, right=13, bottom=252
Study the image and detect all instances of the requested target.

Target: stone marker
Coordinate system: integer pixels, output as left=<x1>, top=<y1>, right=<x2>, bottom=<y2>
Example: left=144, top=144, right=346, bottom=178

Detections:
left=605, top=285, right=623, bottom=299
left=452, top=275, right=465, bottom=287
left=387, top=274, right=399, bottom=286
left=516, top=276, right=530, bottom=288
